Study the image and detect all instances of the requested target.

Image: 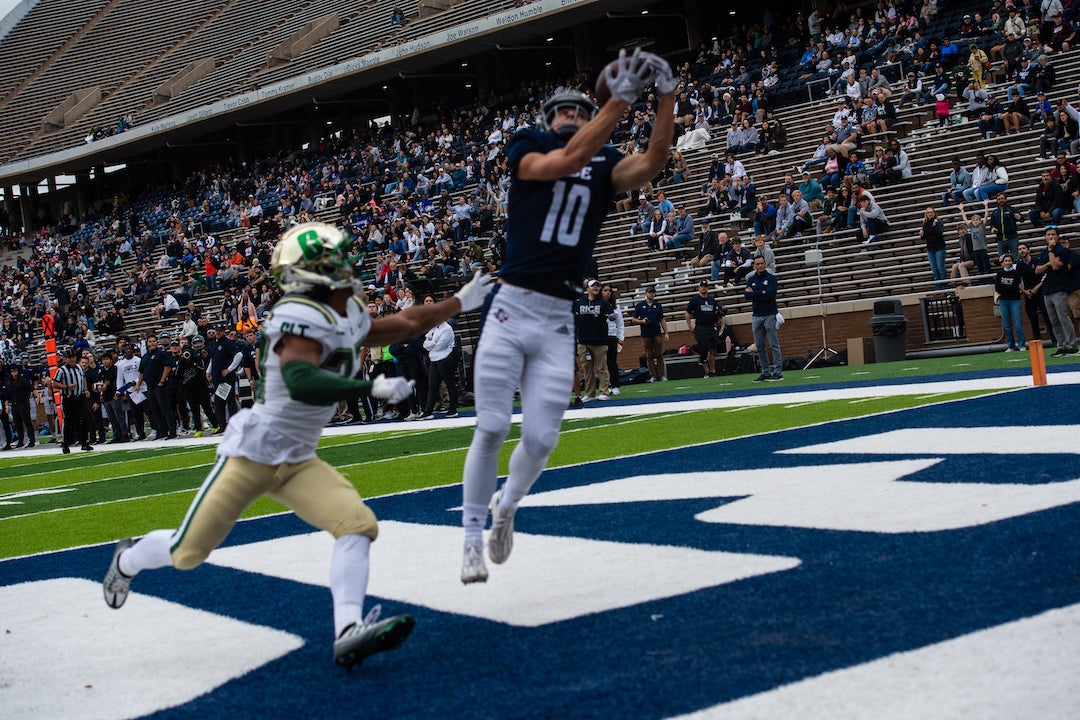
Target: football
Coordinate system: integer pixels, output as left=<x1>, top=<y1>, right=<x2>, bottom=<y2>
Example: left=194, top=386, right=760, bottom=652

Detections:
left=594, top=60, right=616, bottom=105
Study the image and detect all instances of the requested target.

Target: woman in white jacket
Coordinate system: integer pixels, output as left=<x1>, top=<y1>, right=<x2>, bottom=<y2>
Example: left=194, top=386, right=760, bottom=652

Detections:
left=419, top=295, right=459, bottom=419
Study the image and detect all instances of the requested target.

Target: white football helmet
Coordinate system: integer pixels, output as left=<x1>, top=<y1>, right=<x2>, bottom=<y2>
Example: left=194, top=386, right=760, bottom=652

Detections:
left=271, top=222, right=361, bottom=294
left=537, top=91, right=597, bottom=139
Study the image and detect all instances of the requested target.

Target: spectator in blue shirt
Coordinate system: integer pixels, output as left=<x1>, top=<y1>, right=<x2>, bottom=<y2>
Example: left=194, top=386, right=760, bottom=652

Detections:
left=655, top=190, right=674, bottom=216
left=665, top=206, right=694, bottom=250
left=940, top=37, right=961, bottom=69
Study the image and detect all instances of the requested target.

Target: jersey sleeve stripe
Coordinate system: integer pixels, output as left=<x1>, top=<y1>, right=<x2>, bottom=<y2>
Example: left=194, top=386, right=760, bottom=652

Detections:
left=275, top=295, right=337, bottom=325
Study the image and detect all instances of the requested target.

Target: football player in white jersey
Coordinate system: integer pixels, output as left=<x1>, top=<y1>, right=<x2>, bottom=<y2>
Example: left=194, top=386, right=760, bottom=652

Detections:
left=459, top=50, right=678, bottom=583
left=103, top=222, right=493, bottom=668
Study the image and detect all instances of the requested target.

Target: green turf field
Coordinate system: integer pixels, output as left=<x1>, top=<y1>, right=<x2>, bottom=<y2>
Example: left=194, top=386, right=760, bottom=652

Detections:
left=0, top=388, right=996, bottom=559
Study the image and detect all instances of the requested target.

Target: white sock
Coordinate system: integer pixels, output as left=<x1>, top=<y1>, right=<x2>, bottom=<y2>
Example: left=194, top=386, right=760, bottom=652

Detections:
left=330, top=534, right=371, bottom=638
left=118, top=530, right=175, bottom=576
left=462, top=427, right=504, bottom=541
left=462, top=504, right=489, bottom=542
left=500, top=440, right=547, bottom=510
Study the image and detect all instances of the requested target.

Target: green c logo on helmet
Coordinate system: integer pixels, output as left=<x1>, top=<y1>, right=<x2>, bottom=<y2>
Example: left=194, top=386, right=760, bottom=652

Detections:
left=296, top=229, right=325, bottom=260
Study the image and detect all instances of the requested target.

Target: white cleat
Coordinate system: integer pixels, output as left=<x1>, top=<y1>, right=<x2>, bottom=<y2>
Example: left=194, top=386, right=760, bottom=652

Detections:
left=461, top=537, right=488, bottom=584
left=487, top=490, right=516, bottom=565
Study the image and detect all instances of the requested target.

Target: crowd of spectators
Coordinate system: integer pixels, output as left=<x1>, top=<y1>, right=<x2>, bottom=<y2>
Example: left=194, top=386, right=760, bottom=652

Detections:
left=83, top=114, right=134, bottom=144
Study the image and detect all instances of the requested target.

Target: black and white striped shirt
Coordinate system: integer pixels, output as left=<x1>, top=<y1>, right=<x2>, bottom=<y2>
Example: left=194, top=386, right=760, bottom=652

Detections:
left=52, top=363, right=85, bottom=398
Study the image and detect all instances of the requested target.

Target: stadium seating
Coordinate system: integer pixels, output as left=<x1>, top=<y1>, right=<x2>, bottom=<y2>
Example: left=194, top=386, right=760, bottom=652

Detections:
left=10, top=0, right=1080, bottom=366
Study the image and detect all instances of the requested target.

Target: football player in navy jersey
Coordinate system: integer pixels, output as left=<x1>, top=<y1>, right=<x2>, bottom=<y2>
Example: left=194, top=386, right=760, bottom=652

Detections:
left=460, top=49, right=678, bottom=583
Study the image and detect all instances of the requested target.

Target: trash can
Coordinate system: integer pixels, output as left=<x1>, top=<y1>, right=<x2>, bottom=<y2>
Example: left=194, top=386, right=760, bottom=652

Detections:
left=869, top=297, right=907, bottom=363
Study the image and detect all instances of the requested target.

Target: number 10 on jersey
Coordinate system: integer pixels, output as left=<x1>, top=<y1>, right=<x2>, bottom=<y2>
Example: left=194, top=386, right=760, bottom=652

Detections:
left=540, top=180, right=590, bottom=247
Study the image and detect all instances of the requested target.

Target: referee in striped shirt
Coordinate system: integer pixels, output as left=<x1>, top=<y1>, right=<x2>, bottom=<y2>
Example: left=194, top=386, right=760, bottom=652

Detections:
left=50, top=347, right=94, bottom=453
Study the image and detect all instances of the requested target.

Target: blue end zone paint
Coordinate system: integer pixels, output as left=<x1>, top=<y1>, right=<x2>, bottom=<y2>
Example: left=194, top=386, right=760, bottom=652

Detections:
left=3, top=386, right=1079, bottom=718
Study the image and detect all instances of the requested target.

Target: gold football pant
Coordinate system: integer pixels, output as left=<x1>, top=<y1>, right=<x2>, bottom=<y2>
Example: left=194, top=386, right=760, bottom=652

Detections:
left=170, top=455, right=377, bottom=569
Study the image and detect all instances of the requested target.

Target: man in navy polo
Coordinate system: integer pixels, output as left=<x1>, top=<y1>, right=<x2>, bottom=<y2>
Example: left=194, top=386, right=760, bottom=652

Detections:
left=746, top=256, right=784, bottom=381
left=631, top=286, right=669, bottom=382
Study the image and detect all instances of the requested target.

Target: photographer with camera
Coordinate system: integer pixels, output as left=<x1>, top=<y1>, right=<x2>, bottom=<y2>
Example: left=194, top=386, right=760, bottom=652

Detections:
left=177, top=335, right=217, bottom=437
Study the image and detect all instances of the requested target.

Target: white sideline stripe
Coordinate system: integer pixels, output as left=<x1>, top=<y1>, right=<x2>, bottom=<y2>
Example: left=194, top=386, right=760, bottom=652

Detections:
left=0, top=462, right=215, bottom=501
left=0, top=578, right=303, bottom=720
left=0, top=488, right=199, bottom=521
left=2, top=446, right=216, bottom=481
left=0, top=487, right=75, bottom=501
left=207, top=522, right=800, bottom=627
left=668, top=602, right=1080, bottom=720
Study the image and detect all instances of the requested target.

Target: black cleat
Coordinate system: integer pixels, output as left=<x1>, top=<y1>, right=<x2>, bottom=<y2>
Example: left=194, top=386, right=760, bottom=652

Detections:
left=333, top=607, right=415, bottom=669
left=103, top=537, right=135, bottom=609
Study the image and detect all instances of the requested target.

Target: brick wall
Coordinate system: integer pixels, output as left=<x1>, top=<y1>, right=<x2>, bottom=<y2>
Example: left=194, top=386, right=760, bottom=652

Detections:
left=618, top=293, right=1005, bottom=370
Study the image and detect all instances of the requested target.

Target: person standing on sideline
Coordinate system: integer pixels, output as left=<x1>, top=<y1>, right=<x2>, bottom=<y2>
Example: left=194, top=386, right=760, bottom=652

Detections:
left=685, top=280, right=724, bottom=377
left=459, top=49, right=675, bottom=583
left=1018, top=241, right=1056, bottom=346
left=178, top=335, right=217, bottom=436
left=995, top=252, right=1027, bottom=351
left=98, top=351, right=127, bottom=444
left=207, top=323, right=242, bottom=432
left=419, top=294, right=460, bottom=419
left=601, top=284, right=625, bottom=396
left=746, top=256, right=784, bottom=381
left=115, top=344, right=146, bottom=440
left=5, top=365, right=35, bottom=448
left=573, top=279, right=616, bottom=402
left=136, top=335, right=175, bottom=440
left=50, top=347, right=94, bottom=453
left=632, top=285, right=669, bottom=382
left=102, top=222, right=493, bottom=669
left=1036, top=226, right=1078, bottom=355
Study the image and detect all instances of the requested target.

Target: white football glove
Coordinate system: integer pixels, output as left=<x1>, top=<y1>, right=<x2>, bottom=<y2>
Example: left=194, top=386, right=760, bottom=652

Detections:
left=371, top=374, right=415, bottom=405
left=603, top=48, right=656, bottom=103
left=640, top=51, right=679, bottom=94
left=454, top=270, right=496, bottom=312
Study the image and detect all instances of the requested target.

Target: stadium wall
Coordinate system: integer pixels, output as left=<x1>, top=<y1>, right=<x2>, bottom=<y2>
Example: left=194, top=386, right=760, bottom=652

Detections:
left=620, top=290, right=1006, bottom=373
